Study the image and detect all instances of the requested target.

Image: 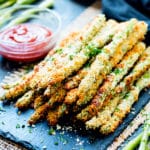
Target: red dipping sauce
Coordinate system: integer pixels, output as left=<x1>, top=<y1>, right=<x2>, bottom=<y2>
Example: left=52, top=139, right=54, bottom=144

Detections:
left=0, top=24, right=55, bottom=62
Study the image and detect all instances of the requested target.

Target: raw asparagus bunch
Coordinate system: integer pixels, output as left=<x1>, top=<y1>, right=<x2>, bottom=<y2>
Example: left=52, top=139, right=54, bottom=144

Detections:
left=0, top=0, right=54, bottom=28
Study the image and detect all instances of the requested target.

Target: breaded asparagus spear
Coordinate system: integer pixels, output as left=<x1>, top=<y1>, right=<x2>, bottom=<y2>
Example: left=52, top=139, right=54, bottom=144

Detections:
left=100, top=69, right=150, bottom=135
left=47, top=103, right=67, bottom=126
left=15, top=90, right=35, bottom=109
left=86, top=46, right=150, bottom=129
left=30, top=15, right=106, bottom=89
left=76, top=20, right=147, bottom=108
left=28, top=87, right=66, bottom=124
left=33, top=95, right=45, bottom=109
left=77, top=42, right=146, bottom=122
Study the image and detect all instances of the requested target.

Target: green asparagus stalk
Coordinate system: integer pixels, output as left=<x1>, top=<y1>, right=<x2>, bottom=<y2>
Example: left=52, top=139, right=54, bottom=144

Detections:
left=0, top=0, right=6, bottom=4
left=16, top=0, right=36, bottom=5
left=123, top=131, right=150, bottom=150
left=139, top=114, right=150, bottom=150
left=39, top=0, right=54, bottom=8
left=0, top=0, right=16, bottom=9
left=0, top=0, right=54, bottom=28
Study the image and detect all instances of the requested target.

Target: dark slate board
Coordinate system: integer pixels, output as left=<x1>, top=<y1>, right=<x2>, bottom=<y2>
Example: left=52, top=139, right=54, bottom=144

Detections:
left=0, top=0, right=150, bottom=150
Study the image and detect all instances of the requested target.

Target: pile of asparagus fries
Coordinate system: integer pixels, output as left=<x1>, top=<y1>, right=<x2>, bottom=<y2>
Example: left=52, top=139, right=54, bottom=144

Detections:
left=1, top=14, right=150, bottom=135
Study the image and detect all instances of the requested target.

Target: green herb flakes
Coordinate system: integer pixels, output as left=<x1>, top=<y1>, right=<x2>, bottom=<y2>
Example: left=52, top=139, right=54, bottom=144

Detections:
left=114, top=68, right=122, bottom=75
left=54, top=141, right=59, bottom=145
left=16, top=123, right=20, bottom=129
left=69, top=55, right=74, bottom=60
left=56, top=48, right=63, bottom=54
left=48, top=127, right=56, bottom=135
left=85, top=44, right=102, bottom=57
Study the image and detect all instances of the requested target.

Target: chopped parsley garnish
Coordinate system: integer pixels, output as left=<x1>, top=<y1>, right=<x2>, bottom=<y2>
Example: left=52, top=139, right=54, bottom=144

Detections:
left=114, top=68, right=122, bottom=75
left=56, top=48, right=63, bottom=54
left=48, top=127, right=56, bottom=135
left=51, top=57, right=55, bottom=61
left=84, top=61, right=91, bottom=68
left=143, top=73, right=150, bottom=79
left=85, top=44, right=102, bottom=57
left=69, top=55, right=74, bottom=60
left=22, top=125, right=25, bottom=128
left=124, top=93, right=130, bottom=99
left=16, top=123, right=20, bottom=129
left=54, top=142, right=59, bottom=145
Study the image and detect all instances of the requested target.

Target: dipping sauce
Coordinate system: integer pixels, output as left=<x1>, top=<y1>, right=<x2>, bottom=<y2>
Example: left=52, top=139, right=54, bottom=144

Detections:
left=0, top=24, right=54, bottom=62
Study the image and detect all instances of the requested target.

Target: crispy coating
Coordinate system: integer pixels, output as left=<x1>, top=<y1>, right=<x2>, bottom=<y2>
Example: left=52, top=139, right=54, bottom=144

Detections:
left=86, top=47, right=150, bottom=129
left=30, top=15, right=106, bottom=89
left=47, top=104, right=67, bottom=126
left=15, top=90, right=35, bottom=109
left=76, top=20, right=147, bottom=108
left=125, top=47, right=150, bottom=87
left=100, top=69, right=150, bottom=134
left=64, top=88, right=78, bottom=104
left=33, top=95, right=45, bottom=109
left=28, top=87, right=66, bottom=124
left=77, top=42, right=145, bottom=121
left=28, top=103, right=49, bottom=124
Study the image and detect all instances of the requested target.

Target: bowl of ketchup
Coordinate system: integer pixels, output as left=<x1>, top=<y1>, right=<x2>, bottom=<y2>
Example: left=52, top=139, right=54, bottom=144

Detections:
left=0, top=6, right=61, bottom=62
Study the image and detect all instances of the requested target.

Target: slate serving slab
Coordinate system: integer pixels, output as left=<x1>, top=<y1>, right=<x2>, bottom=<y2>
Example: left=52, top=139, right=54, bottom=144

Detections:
left=0, top=0, right=150, bottom=150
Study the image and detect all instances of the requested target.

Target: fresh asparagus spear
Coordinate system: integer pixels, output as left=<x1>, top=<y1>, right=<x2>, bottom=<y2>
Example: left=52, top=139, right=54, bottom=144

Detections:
left=0, top=0, right=6, bottom=4
left=77, top=42, right=145, bottom=122
left=139, top=114, right=150, bottom=150
left=123, top=131, right=150, bottom=150
left=0, top=0, right=54, bottom=28
left=0, top=0, right=16, bottom=9
left=16, top=0, right=36, bottom=5
left=100, top=69, right=150, bottom=134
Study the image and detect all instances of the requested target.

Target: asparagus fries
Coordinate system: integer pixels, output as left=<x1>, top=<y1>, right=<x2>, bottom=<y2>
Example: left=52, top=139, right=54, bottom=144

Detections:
left=0, top=15, right=149, bottom=136
left=86, top=46, right=150, bottom=129
left=76, top=20, right=146, bottom=108
left=100, top=69, right=150, bottom=134
left=77, top=42, right=146, bottom=122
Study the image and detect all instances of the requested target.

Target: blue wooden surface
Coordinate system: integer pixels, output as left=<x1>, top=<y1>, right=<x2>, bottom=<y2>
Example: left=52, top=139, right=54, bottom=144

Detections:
left=0, top=1, right=150, bottom=150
